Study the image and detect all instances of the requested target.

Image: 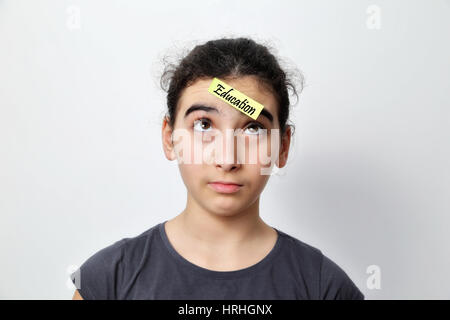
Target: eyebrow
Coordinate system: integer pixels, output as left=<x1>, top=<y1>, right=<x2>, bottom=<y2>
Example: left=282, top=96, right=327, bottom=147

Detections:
left=184, top=104, right=219, bottom=118
left=184, top=104, right=274, bottom=123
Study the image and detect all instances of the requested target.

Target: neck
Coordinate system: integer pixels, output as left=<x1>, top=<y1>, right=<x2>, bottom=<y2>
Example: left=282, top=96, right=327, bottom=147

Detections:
left=177, top=192, right=267, bottom=248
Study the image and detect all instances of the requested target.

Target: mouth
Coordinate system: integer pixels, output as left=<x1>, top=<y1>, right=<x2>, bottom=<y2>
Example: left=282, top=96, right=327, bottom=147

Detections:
left=207, top=181, right=243, bottom=194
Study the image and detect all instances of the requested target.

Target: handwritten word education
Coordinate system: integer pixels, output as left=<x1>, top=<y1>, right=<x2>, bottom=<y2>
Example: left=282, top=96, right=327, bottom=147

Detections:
left=208, top=77, right=264, bottom=120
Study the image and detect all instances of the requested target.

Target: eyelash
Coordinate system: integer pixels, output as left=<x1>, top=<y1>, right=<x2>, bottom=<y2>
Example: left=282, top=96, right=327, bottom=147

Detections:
left=192, top=117, right=266, bottom=134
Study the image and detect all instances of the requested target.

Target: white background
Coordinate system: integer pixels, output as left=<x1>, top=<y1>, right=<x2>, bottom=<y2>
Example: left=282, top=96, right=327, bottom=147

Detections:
left=0, top=0, right=449, bottom=299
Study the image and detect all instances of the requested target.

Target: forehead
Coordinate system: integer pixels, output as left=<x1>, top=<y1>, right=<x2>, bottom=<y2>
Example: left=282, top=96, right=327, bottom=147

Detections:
left=177, top=76, right=278, bottom=123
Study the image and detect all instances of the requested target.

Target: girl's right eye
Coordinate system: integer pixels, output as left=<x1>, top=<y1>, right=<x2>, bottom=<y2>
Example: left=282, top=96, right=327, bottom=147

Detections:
left=193, top=118, right=212, bottom=132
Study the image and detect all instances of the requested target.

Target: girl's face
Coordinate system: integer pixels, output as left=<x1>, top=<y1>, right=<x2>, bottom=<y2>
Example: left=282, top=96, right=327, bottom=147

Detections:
left=162, top=75, right=291, bottom=216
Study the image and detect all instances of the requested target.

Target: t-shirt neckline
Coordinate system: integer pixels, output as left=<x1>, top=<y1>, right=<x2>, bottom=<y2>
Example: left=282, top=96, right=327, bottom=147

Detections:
left=158, top=220, right=284, bottom=280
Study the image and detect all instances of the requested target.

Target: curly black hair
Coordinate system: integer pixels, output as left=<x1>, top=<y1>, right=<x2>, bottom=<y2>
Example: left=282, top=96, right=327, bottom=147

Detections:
left=160, top=37, right=304, bottom=136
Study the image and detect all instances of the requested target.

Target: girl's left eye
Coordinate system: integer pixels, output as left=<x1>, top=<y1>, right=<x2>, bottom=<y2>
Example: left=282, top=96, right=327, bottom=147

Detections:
left=244, top=123, right=264, bottom=135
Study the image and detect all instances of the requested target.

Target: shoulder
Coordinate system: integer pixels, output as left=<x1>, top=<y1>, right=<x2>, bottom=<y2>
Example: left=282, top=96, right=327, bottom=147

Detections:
left=319, top=253, right=365, bottom=300
left=71, top=222, right=161, bottom=300
left=276, top=228, right=324, bottom=273
left=276, top=229, right=365, bottom=300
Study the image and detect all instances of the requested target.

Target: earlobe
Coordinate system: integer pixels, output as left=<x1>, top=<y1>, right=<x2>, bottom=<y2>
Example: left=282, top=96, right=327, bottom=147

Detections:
left=275, top=153, right=286, bottom=169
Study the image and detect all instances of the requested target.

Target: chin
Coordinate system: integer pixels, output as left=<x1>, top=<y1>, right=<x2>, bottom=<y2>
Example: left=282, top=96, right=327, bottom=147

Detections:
left=211, top=210, right=240, bottom=217
left=203, top=200, right=240, bottom=216
left=206, top=197, right=253, bottom=217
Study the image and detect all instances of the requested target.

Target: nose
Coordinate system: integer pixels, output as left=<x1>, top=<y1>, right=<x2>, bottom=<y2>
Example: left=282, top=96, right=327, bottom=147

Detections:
left=215, top=128, right=241, bottom=172
left=216, top=162, right=240, bottom=172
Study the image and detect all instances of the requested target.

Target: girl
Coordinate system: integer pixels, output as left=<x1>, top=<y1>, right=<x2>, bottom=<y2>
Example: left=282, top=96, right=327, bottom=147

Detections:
left=71, top=37, right=364, bottom=300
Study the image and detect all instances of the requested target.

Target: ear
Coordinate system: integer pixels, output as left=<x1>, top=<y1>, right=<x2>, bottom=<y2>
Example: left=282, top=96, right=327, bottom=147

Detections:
left=275, top=126, right=291, bottom=168
left=162, top=115, right=176, bottom=161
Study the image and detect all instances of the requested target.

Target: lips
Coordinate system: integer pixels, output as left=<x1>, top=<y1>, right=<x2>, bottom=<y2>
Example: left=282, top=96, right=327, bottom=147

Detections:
left=208, top=181, right=243, bottom=194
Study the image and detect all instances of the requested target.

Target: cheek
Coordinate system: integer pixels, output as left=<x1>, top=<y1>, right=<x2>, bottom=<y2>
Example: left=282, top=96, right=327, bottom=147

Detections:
left=173, top=129, right=217, bottom=165
left=172, top=129, right=204, bottom=164
left=178, top=164, right=205, bottom=188
left=244, top=164, right=270, bottom=189
left=243, top=134, right=279, bottom=167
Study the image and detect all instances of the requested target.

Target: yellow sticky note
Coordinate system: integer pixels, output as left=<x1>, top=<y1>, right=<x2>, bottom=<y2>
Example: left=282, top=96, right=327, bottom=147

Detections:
left=207, top=77, right=264, bottom=120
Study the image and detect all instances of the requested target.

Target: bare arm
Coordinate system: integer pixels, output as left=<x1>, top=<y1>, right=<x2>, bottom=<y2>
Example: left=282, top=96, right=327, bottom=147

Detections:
left=72, top=289, right=84, bottom=300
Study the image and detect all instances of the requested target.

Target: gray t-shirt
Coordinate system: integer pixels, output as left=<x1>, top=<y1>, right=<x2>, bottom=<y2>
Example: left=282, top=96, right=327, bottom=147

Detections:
left=71, top=220, right=364, bottom=300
